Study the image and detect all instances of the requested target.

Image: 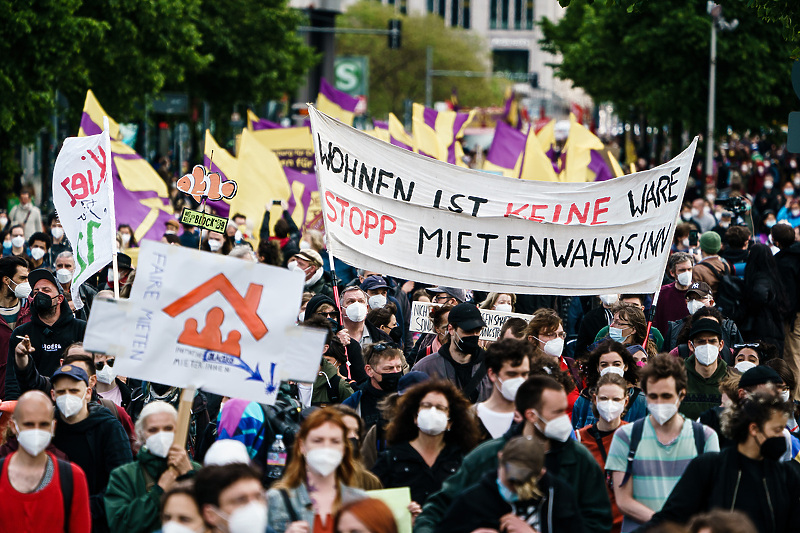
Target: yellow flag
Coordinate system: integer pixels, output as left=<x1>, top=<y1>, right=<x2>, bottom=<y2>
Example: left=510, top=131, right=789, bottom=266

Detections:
left=519, top=128, right=559, bottom=182
left=563, top=113, right=604, bottom=183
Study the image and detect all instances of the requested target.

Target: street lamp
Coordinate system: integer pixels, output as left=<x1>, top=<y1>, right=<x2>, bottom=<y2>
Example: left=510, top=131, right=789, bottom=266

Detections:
left=705, top=1, right=738, bottom=188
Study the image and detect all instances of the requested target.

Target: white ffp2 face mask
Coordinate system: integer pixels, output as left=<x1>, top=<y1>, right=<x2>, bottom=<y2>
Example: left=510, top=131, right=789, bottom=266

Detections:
left=345, top=302, right=367, bottom=322
left=599, top=294, right=619, bottom=306
left=676, top=271, right=693, bottom=286
left=693, top=344, right=719, bottom=366
left=55, top=393, right=84, bottom=419
left=536, top=412, right=573, bottom=442
left=497, top=376, right=526, bottom=401
left=368, top=294, right=387, bottom=310
left=227, top=501, right=268, bottom=533
left=600, top=366, right=625, bottom=378
left=145, top=431, right=175, bottom=458
left=686, top=299, right=705, bottom=315
left=543, top=337, right=564, bottom=358
left=494, top=303, right=513, bottom=313
left=417, top=407, right=449, bottom=435
left=305, top=447, right=343, bottom=476
left=648, top=401, right=679, bottom=425
left=596, top=400, right=625, bottom=422
left=30, top=248, right=45, bottom=261
left=15, top=422, right=53, bottom=457
left=56, top=268, right=73, bottom=284
left=96, top=363, right=116, bottom=385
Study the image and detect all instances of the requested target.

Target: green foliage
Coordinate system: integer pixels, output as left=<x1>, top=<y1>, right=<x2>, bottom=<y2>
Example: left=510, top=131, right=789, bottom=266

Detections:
left=559, top=0, right=800, bottom=56
left=336, top=1, right=503, bottom=118
left=540, top=0, right=795, bottom=136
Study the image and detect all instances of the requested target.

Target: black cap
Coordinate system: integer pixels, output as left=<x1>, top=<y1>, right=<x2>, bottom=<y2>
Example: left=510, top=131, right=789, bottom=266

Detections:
left=689, top=318, right=722, bottom=340
left=739, top=366, right=783, bottom=389
left=448, top=302, right=486, bottom=331
left=361, top=275, right=389, bottom=292
left=28, top=268, right=63, bottom=295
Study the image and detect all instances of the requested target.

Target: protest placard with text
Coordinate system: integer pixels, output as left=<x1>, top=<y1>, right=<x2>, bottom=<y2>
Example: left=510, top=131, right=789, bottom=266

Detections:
left=84, top=241, right=326, bottom=405
left=53, top=125, right=115, bottom=309
left=309, top=106, right=696, bottom=295
left=410, top=301, right=531, bottom=341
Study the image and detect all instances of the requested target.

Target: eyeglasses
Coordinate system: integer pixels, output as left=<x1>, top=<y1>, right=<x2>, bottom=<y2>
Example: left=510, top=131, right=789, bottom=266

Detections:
left=420, top=402, right=449, bottom=413
left=96, top=359, right=115, bottom=370
left=541, top=331, right=567, bottom=339
left=610, top=319, right=631, bottom=328
left=317, top=311, right=339, bottom=318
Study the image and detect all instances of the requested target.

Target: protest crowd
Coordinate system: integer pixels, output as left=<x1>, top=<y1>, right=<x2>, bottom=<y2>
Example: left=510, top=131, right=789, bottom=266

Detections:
left=2, top=128, right=800, bottom=533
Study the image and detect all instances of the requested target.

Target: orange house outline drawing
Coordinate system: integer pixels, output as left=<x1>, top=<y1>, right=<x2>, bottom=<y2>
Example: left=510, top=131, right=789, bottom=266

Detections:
left=162, top=273, right=268, bottom=357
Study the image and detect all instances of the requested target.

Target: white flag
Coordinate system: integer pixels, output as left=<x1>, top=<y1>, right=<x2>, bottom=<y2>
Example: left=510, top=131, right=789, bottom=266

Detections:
left=52, top=121, right=115, bottom=309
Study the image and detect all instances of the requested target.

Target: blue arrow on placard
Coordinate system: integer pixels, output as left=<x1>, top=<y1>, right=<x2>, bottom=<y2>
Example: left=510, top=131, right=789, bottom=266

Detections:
left=202, top=350, right=264, bottom=382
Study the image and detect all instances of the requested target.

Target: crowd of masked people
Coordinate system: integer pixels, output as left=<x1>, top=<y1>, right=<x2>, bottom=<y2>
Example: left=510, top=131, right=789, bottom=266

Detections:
left=3, top=144, right=800, bottom=532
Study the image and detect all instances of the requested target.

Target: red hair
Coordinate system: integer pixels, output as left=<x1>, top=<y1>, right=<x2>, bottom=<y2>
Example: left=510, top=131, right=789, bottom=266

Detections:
left=335, top=498, right=398, bottom=533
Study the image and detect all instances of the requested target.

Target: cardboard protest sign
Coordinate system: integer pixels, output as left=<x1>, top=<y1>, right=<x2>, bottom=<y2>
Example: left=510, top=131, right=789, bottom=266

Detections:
left=366, top=488, right=412, bottom=533
left=53, top=124, right=115, bottom=309
left=410, top=301, right=531, bottom=342
left=83, top=241, right=326, bottom=405
left=308, top=106, right=697, bottom=295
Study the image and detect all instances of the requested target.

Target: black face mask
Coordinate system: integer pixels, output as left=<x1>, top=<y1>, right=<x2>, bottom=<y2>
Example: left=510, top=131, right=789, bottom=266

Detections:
left=349, top=437, right=361, bottom=459
left=378, top=371, right=402, bottom=392
left=760, top=435, right=786, bottom=461
left=32, top=292, right=56, bottom=315
left=389, top=326, right=403, bottom=343
left=455, top=333, right=480, bottom=355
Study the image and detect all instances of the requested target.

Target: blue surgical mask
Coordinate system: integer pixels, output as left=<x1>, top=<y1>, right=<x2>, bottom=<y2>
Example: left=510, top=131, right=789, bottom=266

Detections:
left=609, top=326, right=627, bottom=343
left=2, top=241, right=10, bottom=250
left=496, top=478, right=519, bottom=503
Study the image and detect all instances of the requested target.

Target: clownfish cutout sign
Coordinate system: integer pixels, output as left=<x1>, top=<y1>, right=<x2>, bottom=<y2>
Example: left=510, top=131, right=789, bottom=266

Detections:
left=177, top=164, right=237, bottom=202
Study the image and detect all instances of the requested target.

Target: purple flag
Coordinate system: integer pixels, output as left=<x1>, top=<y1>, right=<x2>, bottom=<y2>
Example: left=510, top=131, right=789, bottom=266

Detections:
left=589, top=149, right=614, bottom=182
left=284, top=167, right=318, bottom=225
left=319, top=78, right=359, bottom=112
left=203, top=153, right=233, bottom=219
left=251, top=117, right=282, bottom=131
left=486, top=121, right=527, bottom=170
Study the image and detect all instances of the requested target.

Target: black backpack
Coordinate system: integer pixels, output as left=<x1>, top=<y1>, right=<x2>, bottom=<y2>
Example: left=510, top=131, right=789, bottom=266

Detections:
left=702, top=263, right=746, bottom=324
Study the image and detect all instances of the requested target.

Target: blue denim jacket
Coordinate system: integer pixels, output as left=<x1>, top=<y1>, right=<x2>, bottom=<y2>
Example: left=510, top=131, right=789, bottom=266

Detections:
left=267, top=482, right=366, bottom=533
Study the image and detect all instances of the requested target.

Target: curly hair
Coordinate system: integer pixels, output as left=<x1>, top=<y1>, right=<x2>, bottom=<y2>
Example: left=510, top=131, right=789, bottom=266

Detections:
left=720, top=387, right=793, bottom=444
left=272, top=408, right=356, bottom=490
left=429, top=304, right=453, bottom=330
left=528, top=355, right=576, bottom=394
left=584, top=340, right=638, bottom=389
left=384, top=380, right=481, bottom=452
left=638, top=353, right=688, bottom=394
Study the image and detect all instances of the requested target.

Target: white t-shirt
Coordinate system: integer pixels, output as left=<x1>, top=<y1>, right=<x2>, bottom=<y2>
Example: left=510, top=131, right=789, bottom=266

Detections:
left=476, top=402, right=515, bottom=439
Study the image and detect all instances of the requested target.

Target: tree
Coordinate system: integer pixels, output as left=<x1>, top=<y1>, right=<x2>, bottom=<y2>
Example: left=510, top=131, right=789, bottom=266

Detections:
left=184, top=0, right=317, bottom=140
left=0, top=0, right=101, bottom=189
left=336, top=1, right=503, bottom=118
left=540, top=0, right=794, bottom=148
left=557, top=0, right=800, bottom=57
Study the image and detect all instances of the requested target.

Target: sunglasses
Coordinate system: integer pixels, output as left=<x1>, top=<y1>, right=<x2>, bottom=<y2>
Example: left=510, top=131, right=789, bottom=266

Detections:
left=372, top=342, right=400, bottom=352
left=96, top=359, right=115, bottom=370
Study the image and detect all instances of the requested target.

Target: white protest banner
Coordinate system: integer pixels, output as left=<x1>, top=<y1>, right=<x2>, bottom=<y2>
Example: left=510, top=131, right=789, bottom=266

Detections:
left=309, top=106, right=697, bottom=295
left=410, top=301, right=531, bottom=341
left=52, top=123, right=115, bottom=308
left=83, top=241, right=326, bottom=405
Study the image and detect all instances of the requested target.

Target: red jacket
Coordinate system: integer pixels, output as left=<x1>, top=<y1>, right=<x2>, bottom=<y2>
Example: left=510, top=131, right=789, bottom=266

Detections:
left=578, top=422, right=628, bottom=533
left=0, top=451, right=91, bottom=532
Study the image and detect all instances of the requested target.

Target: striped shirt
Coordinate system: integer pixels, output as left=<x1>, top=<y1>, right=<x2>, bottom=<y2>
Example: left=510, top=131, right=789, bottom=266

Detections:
left=605, top=416, right=719, bottom=532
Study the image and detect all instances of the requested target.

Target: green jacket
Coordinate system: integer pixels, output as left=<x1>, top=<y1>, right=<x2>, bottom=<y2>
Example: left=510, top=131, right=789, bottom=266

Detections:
left=680, top=355, right=727, bottom=421
left=414, top=425, right=612, bottom=533
left=104, top=449, right=200, bottom=533
left=311, top=359, right=354, bottom=405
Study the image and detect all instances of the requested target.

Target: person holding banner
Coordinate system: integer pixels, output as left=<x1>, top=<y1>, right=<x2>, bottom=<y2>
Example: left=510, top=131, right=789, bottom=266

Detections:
left=288, top=249, right=335, bottom=300
left=412, top=303, right=491, bottom=404
left=267, top=408, right=366, bottom=533
left=105, top=401, right=200, bottom=533
left=5, top=268, right=87, bottom=401
left=54, top=251, right=97, bottom=320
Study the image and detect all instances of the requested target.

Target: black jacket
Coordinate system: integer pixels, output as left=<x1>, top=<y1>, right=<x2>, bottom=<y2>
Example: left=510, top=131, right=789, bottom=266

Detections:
left=304, top=294, right=367, bottom=384
left=663, top=316, right=743, bottom=364
left=54, top=402, right=133, bottom=532
left=436, top=470, right=583, bottom=533
left=372, top=441, right=464, bottom=505
left=575, top=306, right=612, bottom=359
left=774, top=242, right=800, bottom=317
left=5, top=297, right=86, bottom=400
left=741, top=271, right=785, bottom=350
left=643, top=447, right=800, bottom=533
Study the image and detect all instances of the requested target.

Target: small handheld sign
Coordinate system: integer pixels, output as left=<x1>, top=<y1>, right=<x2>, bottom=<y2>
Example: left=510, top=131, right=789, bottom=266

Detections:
left=180, top=207, right=228, bottom=233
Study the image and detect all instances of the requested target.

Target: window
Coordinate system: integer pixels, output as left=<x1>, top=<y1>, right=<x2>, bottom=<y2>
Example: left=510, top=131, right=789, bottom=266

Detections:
left=451, top=0, right=459, bottom=27
left=525, top=0, right=534, bottom=29
left=428, top=0, right=434, bottom=13
left=438, top=0, right=445, bottom=18
left=490, top=0, right=498, bottom=28
left=500, top=0, right=509, bottom=29
left=493, top=49, right=529, bottom=75
left=514, top=0, right=523, bottom=29
left=463, top=0, right=470, bottom=28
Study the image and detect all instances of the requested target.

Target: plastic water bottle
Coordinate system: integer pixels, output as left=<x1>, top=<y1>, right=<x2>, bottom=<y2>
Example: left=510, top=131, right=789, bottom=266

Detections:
left=266, top=434, right=287, bottom=480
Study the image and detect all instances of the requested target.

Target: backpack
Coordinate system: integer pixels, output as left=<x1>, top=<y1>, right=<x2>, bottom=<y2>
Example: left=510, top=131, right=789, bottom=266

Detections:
left=0, top=455, right=73, bottom=531
left=619, top=418, right=706, bottom=487
left=703, top=262, right=746, bottom=324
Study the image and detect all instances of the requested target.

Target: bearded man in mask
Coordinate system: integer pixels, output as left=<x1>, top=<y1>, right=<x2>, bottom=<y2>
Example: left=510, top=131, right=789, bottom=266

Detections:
left=5, top=268, right=86, bottom=400
left=412, top=302, right=492, bottom=403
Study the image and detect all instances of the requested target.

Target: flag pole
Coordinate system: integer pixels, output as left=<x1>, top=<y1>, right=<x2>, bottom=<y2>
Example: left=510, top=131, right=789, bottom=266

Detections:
left=199, top=150, right=213, bottom=251
left=644, top=289, right=661, bottom=347
left=104, top=116, right=120, bottom=301
left=326, top=247, right=352, bottom=380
